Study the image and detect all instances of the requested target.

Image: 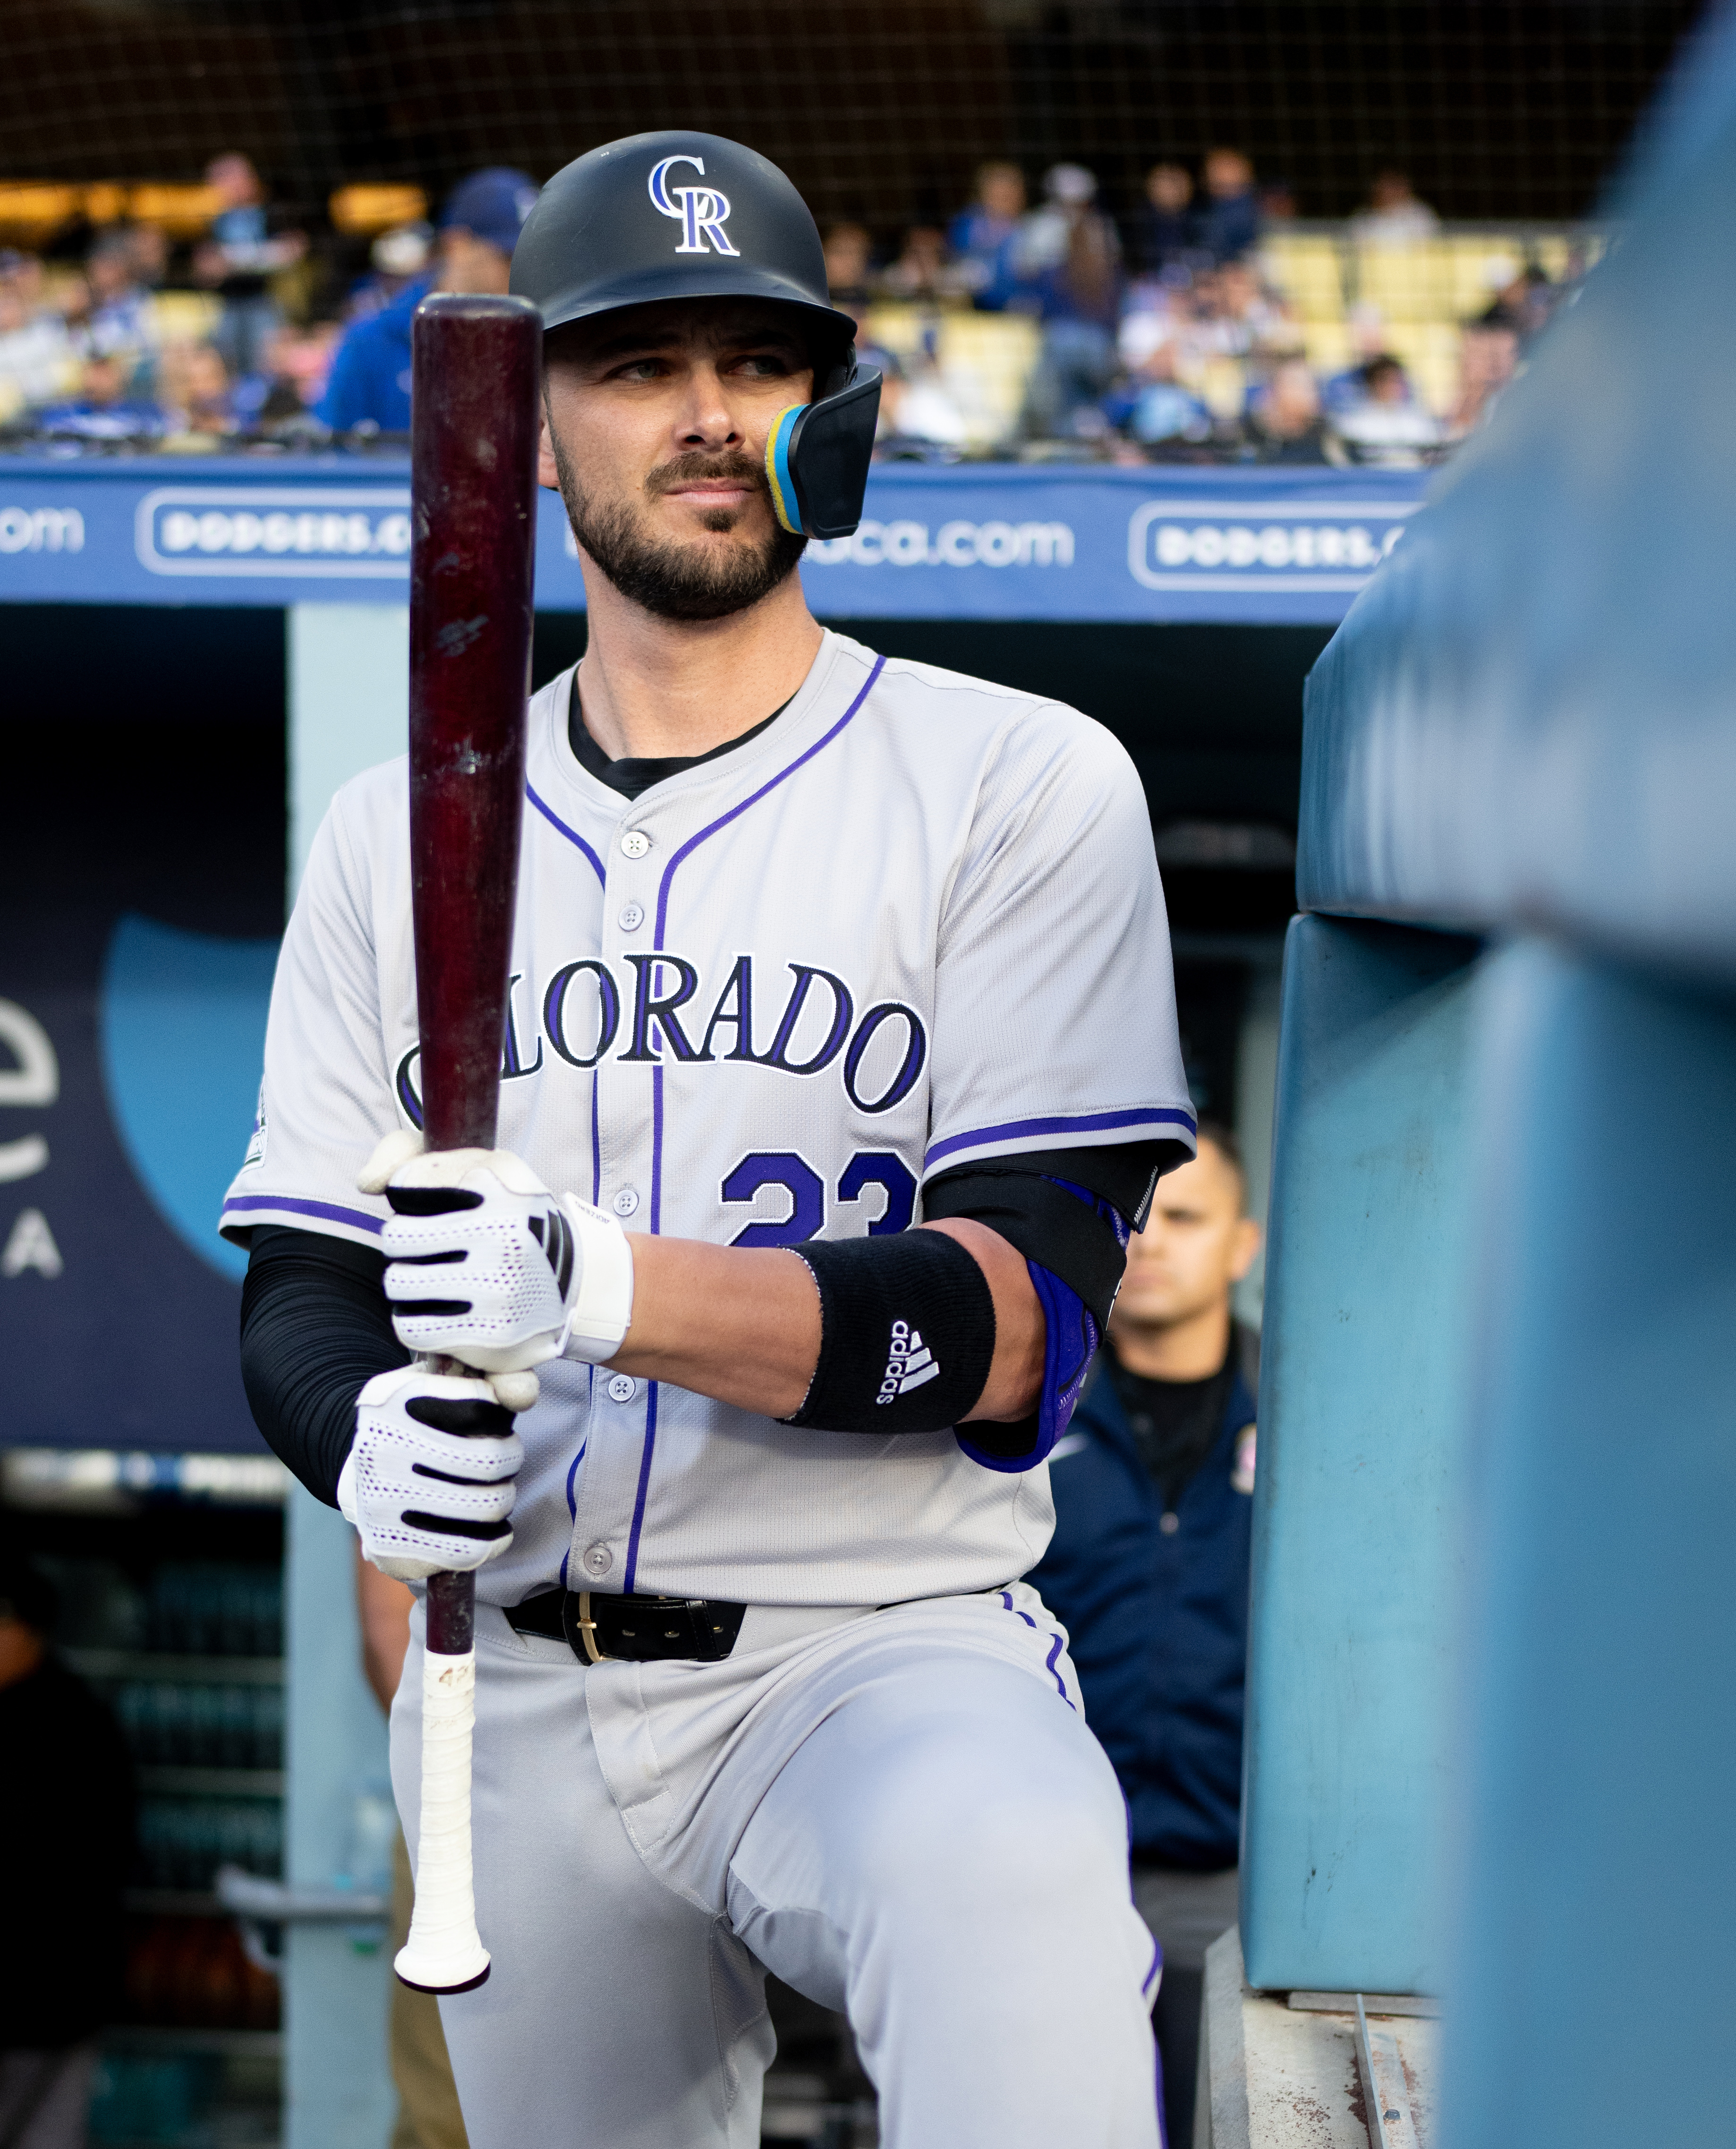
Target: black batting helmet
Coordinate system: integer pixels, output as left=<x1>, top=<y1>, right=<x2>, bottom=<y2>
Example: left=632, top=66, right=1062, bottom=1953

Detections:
left=511, top=132, right=881, bottom=542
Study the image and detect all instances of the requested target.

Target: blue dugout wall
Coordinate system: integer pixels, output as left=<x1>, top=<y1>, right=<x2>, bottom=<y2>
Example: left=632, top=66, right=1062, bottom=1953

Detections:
left=1242, top=9, right=1736, bottom=2144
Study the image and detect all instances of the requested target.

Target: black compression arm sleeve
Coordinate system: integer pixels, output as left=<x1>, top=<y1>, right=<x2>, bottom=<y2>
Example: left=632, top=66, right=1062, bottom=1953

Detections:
left=239, top=1225, right=408, bottom=1506
left=921, top=1138, right=1178, bottom=1326
left=1025, top=1138, right=1177, bottom=1230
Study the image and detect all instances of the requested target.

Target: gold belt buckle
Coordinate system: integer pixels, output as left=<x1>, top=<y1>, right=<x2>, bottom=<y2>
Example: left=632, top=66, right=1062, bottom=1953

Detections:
left=572, top=1590, right=607, bottom=1664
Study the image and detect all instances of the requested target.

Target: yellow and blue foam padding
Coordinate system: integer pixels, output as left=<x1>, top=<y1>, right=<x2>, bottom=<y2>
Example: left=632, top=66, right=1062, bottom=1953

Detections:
left=765, top=403, right=806, bottom=534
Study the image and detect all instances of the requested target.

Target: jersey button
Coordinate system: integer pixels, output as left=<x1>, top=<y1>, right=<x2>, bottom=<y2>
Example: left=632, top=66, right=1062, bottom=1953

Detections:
left=611, top=1187, right=639, bottom=1218
left=1159, top=1511, right=1181, bottom=1536
left=620, top=829, right=652, bottom=859
left=581, top=1543, right=613, bottom=1576
left=618, top=901, right=644, bottom=932
left=606, top=1373, right=637, bottom=1404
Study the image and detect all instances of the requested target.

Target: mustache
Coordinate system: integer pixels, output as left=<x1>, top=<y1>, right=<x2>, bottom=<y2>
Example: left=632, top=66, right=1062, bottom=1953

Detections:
left=645, top=450, right=767, bottom=498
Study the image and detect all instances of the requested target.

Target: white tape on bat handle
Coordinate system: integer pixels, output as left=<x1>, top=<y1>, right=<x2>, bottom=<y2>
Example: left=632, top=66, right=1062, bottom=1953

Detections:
left=394, top=1646, right=491, bottom=1993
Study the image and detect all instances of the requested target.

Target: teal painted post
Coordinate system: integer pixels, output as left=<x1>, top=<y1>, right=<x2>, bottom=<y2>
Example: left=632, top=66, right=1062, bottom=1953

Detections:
left=1447, top=942, right=1736, bottom=2148
left=1241, top=915, right=1479, bottom=1994
left=1271, top=13, right=1736, bottom=2120
left=284, top=1489, right=395, bottom=2149
left=282, top=603, right=411, bottom=2149
left=286, top=603, right=409, bottom=894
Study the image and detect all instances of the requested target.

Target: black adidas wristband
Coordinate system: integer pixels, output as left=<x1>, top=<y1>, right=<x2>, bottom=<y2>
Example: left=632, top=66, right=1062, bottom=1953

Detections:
left=783, top=1230, right=996, bottom=1435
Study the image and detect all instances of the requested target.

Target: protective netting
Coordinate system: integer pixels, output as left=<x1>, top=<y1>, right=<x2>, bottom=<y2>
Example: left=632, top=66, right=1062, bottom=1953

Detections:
left=0, top=0, right=1707, bottom=231
left=0, top=2, right=1710, bottom=455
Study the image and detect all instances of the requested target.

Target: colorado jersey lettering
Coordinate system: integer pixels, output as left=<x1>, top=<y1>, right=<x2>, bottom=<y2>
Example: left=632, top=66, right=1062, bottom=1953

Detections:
left=222, top=631, right=1193, bottom=1607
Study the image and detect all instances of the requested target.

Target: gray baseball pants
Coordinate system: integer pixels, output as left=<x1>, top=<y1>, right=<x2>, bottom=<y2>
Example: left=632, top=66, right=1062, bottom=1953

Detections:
left=391, top=1588, right=1162, bottom=2149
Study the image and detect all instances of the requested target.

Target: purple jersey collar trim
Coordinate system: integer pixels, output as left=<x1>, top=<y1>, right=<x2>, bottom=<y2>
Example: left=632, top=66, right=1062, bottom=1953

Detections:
left=526, top=779, right=607, bottom=885
left=652, top=654, right=887, bottom=950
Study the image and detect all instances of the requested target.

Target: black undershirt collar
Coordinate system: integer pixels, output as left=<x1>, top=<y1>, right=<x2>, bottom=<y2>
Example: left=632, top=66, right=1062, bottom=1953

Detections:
left=567, top=673, right=791, bottom=801
left=1108, top=1339, right=1238, bottom=1516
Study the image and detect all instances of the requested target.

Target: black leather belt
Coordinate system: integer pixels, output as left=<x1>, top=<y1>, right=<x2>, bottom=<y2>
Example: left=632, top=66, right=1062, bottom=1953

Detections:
left=505, top=1587, right=748, bottom=1665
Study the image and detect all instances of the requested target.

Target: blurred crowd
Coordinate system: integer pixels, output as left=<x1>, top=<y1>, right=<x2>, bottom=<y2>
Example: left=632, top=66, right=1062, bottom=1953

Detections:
left=0, top=156, right=529, bottom=454
left=858, top=153, right=1583, bottom=466
left=0, top=148, right=1589, bottom=464
left=0, top=156, right=332, bottom=450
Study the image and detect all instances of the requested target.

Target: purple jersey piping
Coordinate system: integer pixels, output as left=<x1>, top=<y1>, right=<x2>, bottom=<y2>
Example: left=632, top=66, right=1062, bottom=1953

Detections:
left=622, top=1383, right=658, bottom=1596
left=527, top=780, right=607, bottom=885
left=999, top=1591, right=1076, bottom=1708
left=221, top=1193, right=382, bottom=1235
left=651, top=1063, right=664, bottom=1233
left=925, top=1106, right=1196, bottom=1170
left=558, top=1436, right=588, bottom=1590
left=620, top=655, right=885, bottom=1591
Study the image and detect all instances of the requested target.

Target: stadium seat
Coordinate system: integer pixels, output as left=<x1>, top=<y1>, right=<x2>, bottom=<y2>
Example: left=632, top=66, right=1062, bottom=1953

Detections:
left=1440, top=235, right=1523, bottom=317
left=861, top=302, right=928, bottom=361
left=1302, top=321, right=1355, bottom=379
left=1353, top=242, right=1459, bottom=323
left=1260, top=234, right=1347, bottom=322
left=1195, top=354, right=1252, bottom=420
left=936, top=313, right=1039, bottom=446
left=863, top=306, right=1040, bottom=450
left=149, top=292, right=224, bottom=343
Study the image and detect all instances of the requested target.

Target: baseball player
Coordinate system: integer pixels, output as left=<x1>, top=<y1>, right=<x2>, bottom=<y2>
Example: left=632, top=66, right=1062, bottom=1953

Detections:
left=228, top=132, right=1195, bottom=2149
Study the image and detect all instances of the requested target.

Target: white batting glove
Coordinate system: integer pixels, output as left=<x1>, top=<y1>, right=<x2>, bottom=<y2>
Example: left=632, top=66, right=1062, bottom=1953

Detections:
left=338, top=1365, right=524, bottom=1580
left=359, top=1131, right=635, bottom=1374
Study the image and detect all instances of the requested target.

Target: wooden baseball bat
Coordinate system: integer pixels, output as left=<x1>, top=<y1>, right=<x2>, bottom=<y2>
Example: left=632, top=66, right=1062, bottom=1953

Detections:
left=394, top=289, right=542, bottom=1996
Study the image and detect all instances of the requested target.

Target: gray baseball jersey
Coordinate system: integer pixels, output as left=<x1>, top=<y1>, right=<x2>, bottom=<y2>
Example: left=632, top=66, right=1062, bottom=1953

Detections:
left=222, top=629, right=1193, bottom=1606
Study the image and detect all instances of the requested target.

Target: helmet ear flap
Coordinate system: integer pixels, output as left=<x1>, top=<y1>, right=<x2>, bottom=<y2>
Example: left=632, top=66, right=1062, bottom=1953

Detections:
left=764, top=368, right=881, bottom=541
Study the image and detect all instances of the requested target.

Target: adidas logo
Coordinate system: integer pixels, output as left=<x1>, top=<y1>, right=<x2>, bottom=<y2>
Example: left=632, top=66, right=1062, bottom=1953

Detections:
left=876, top=1319, right=940, bottom=1406
left=526, top=1207, right=574, bottom=1298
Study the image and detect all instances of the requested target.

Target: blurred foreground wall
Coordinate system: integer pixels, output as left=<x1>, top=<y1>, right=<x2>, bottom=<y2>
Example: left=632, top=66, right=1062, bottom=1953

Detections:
left=1240, top=8, right=1736, bottom=2142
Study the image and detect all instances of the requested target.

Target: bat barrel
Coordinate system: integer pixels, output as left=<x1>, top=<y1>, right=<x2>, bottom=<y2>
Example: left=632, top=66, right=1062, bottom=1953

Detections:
left=408, top=290, right=542, bottom=1157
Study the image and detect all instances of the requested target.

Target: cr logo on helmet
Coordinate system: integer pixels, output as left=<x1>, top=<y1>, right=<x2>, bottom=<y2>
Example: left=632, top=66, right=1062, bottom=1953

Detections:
left=648, top=155, right=739, bottom=257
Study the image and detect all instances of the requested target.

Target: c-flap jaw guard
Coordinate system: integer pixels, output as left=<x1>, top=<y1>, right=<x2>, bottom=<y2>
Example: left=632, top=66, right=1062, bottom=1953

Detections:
left=765, top=363, right=882, bottom=541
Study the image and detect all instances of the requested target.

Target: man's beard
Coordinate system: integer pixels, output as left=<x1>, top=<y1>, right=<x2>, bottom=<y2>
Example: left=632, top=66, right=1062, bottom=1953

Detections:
left=550, top=435, right=807, bottom=622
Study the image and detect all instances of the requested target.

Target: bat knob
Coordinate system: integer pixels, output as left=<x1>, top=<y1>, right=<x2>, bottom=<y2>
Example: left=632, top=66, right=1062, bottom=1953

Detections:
left=394, top=1937, right=491, bottom=1995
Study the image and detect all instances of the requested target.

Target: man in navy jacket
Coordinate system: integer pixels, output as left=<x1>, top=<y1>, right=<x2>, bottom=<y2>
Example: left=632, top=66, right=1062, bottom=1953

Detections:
left=1032, top=1121, right=1261, bottom=2149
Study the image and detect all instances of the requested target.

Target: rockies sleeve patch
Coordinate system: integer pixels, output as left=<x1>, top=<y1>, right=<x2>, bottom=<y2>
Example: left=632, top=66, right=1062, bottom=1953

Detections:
left=782, top=1230, right=996, bottom=1436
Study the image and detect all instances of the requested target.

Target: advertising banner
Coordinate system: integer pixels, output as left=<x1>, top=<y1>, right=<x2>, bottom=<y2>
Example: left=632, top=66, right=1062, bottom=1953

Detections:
left=0, top=456, right=1426, bottom=624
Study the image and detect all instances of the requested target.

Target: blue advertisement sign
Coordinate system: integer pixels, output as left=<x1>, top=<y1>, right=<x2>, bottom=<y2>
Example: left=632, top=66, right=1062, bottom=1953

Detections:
left=0, top=917, right=276, bottom=1453
left=0, top=455, right=1425, bottom=623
